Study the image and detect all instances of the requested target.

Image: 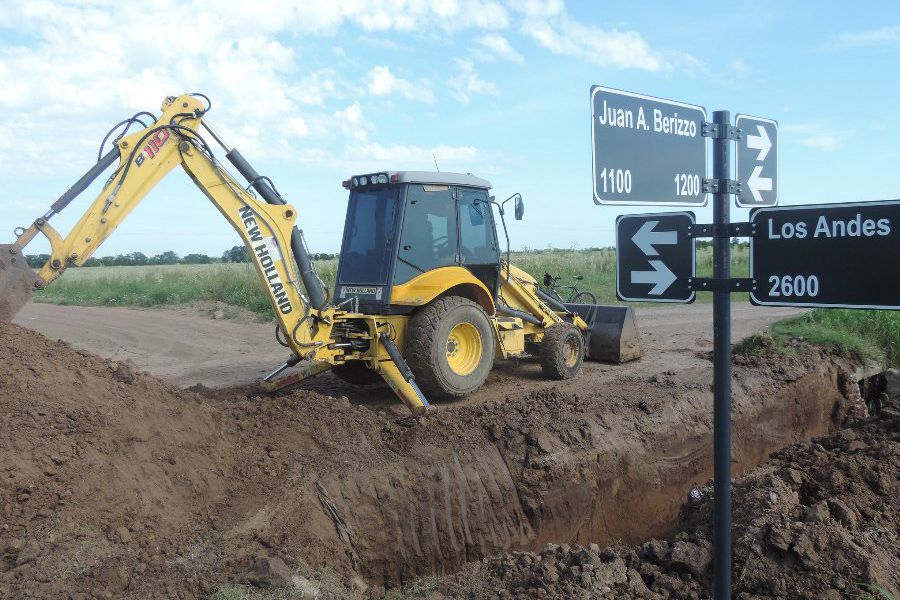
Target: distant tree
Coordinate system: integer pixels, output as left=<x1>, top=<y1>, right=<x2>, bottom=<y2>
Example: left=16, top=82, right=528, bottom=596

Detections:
left=25, top=254, right=50, bottom=268
left=129, top=252, right=149, bottom=266
left=182, top=253, right=212, bottom=264
left=222, top=245, right=249, bottom=263
left=154, top=250, right=179, bottom=265
left=83, top=257, right=101, bottom=267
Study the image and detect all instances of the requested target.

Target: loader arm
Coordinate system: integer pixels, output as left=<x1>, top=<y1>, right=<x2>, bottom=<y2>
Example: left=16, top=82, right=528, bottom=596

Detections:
left=6, top=94, right=332, bottom=357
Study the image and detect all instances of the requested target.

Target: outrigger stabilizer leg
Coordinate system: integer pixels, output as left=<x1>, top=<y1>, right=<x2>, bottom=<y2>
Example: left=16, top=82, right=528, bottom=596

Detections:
left=377, top=334, right=430, bottom=415
left=258, top=339, right=431, bottom=416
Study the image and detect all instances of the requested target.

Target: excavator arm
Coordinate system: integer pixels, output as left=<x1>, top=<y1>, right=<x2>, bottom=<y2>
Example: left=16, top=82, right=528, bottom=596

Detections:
left=3, top=94, right=333, bottom=354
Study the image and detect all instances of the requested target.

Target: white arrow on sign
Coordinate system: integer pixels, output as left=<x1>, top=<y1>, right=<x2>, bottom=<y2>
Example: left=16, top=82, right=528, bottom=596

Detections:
left=631, top=259, right=677, bottom=295
left=747, top=124, right=772, bottom=161
left=632, top=220, right=678, bottom=256
left=748, top=165, right=773, bottom=204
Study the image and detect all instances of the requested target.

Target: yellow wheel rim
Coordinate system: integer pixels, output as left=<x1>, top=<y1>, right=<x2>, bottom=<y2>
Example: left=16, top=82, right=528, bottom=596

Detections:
left=446, top=322, right=483, bottom=376
left=563, top=337, right=580, bottom=368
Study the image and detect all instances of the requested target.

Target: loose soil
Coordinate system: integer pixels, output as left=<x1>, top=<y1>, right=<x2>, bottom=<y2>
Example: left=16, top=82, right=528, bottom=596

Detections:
left=0, top=316, right=881, bottom=599
left=439, top=408, right=899, bottom=599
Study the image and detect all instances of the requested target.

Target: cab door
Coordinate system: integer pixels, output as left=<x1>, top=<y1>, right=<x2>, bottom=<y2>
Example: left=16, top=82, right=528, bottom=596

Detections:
left=456, top=187, right=501, bottom=297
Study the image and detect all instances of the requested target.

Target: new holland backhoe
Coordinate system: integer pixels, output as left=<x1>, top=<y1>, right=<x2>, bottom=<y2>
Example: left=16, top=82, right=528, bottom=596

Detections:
left=0, top=93, right=642, bottom=412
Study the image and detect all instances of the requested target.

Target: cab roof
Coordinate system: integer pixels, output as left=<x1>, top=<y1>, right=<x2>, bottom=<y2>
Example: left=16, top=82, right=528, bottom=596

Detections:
left=350, top=170, right=491, bottom=189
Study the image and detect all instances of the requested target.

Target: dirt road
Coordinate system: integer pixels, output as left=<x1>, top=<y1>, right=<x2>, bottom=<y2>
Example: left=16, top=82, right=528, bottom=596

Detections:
left=13, top=301, right=804, bottom=389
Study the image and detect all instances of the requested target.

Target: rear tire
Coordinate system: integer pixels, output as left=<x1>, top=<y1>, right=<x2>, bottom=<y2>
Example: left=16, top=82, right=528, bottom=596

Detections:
left=406, top=296, right=495, bottom=401
left=540, top=322, right=584, bottom=380
left=332, top=362, right=382, bottom=385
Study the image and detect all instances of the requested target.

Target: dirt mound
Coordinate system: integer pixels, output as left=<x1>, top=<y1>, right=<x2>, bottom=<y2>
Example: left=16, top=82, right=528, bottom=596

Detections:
left=0, top=322, right=376, bottom=598
left=439, top=409, right=900, bottom=599
left=0, top=321, right=873, bottom=598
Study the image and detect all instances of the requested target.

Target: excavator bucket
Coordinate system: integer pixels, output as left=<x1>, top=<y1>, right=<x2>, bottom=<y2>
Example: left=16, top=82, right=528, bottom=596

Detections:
left=0, top=245, right=40, bottom=322
left=565, top=303, right=644, bottom=364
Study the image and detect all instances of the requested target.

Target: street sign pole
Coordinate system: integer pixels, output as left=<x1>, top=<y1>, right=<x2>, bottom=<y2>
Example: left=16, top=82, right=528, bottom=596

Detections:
left=711, top=110, right=732, bottom=600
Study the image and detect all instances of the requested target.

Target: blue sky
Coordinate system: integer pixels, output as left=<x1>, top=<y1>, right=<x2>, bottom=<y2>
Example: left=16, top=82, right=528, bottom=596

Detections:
left=1, top=0, right=898, bottom=256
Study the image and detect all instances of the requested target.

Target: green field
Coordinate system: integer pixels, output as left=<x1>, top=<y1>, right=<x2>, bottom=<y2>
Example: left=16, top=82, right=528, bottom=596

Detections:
left=31, top=246, right=899, bottom=366
left=34, top=246, right=747, bottom=315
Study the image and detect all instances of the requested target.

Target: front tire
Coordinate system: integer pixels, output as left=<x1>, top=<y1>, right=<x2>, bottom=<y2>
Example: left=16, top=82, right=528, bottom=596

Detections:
left=406, top=296, right=495, bottom=401
left=540, top=322, right=584, bottom=380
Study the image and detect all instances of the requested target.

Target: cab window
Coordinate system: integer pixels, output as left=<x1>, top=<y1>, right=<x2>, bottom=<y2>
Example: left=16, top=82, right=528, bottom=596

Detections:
left=458, top=189, right=498, bottom=265
left=394, top=185, right=458, bottom=285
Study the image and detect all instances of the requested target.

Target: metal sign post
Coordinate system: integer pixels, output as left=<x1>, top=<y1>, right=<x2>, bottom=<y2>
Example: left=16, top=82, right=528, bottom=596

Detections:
left=710, top=110, right=732, bottom=600
left=592, top=85, right=791, bottom=599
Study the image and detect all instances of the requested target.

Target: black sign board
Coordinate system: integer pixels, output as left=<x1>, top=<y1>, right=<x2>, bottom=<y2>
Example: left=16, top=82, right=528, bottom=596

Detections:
left=750, top=200, right=900, bottom=309
left=591, top=86, right=708, bottom=206
left=616, top=212, right=696, bottom=303
left=735, top=115, right=778, bottom=207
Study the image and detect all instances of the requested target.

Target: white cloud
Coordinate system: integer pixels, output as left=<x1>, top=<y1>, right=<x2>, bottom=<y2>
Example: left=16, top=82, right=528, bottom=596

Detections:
left=476, top=34, right=524, bottom=63
left=521, top=16, right=663, bottom=70
left=333, top=103, right=370, bottom=143
left=449, top=59, right=499, bottom=104
left=832, top=25, right=900, bottom=49
left=783, top=123, right=843, bottom=151
left=0, top=0, right=511, bottom=172
left=0, top=0, right=697, bottom=177
left=367, top=66, right=435, bottom=103
left=509, top=2, right=698, bottom=72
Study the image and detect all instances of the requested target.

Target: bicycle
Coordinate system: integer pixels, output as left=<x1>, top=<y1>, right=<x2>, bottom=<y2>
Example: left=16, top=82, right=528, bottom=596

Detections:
left=542, top=273, right=597, bottom=304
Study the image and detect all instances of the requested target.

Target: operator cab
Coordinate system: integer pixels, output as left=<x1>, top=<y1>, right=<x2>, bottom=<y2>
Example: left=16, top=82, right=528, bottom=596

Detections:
left=335, top=171, right=509, bottom=314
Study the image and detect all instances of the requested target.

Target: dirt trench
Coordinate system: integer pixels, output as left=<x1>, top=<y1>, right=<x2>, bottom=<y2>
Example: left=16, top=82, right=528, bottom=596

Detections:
left=0, top=322, right=866, bottom=598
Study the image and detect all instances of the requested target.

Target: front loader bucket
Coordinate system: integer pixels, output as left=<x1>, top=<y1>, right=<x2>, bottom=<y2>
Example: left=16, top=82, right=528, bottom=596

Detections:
left=0, top=245, right=40, bottom=322
left=565, top=303, right=643, bottom=364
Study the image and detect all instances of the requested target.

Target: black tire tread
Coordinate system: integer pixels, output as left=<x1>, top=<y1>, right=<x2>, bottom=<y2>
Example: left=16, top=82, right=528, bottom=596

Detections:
left=540, top=322, right=584, bottom=380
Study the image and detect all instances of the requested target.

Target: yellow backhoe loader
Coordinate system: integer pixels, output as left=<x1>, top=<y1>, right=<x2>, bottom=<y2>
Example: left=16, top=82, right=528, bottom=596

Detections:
left=0, top=94, right=642, bottom=412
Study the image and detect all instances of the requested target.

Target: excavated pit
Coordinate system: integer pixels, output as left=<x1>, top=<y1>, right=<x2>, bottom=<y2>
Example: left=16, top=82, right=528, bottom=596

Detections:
left=0, top=321, right=868, bottom=598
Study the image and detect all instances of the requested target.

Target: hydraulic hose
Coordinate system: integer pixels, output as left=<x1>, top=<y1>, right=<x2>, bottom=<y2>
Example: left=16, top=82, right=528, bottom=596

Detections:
left=224, top=148, right=327, bottom=310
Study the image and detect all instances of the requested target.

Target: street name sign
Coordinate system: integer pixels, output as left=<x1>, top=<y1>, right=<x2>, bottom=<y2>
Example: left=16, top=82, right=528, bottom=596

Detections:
left=750, top=200, right=900, bottom=309
left=616, top=212, right=696, bottom=303
left=591, top=86, right=708, bottom=206
left=735, top=115, right=778, bottom=207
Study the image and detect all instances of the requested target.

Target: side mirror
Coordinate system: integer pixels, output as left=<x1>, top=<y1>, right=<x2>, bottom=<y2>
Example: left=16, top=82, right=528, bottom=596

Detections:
left=514, top=197, right=525, bottom=220
left=543, top=273, right=552, bottom=287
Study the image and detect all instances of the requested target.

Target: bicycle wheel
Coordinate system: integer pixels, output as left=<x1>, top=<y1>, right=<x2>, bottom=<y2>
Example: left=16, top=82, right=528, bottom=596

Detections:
left=570, top=291, right=596, bottom=305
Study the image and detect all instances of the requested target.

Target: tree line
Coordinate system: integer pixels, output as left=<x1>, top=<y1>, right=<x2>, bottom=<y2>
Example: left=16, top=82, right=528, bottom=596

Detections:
left=25, top=247, right=338, bottom=268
